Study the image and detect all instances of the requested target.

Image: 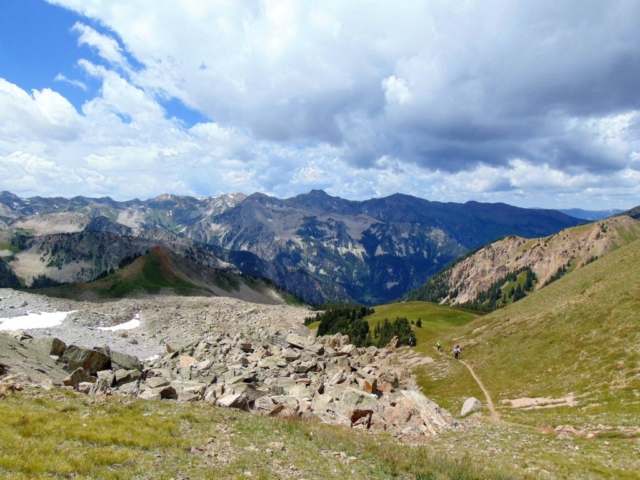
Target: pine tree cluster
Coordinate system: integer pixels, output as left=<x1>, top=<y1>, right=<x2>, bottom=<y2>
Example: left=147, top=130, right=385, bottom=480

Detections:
left=307, top=304, right=375, bottom=347
left=372, top=317, right=415, bottom=348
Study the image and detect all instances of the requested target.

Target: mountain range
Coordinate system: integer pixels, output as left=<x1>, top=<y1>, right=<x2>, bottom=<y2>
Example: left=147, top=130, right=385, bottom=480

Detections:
left=0, top=190, right=611, bottom=304
left=404, top=214, right=640, bottom=309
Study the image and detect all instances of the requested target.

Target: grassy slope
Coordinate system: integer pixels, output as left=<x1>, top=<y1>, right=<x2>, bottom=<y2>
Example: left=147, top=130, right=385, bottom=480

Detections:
left=431, top=239, right=640, bottom=427
left=365, top=302, right=480, bottom=351
left=0, top=387, right=514, bottom=480
left=306, top=301, right=480, bottom=350
left=37, top=248, right=210, bottom=299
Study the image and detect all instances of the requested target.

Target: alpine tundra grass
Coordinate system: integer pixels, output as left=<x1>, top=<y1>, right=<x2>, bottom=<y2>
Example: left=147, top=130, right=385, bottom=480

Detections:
left=0, top=387, right=514, bottom=480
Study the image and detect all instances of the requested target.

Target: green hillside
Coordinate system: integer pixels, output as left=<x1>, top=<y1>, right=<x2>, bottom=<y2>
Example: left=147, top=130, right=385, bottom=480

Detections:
left=365, top=301, right=480, bottom=348
left=421, top=238, right=640, bottom=428
left=33, top=248, right=211, bottom=299
left=306, top=301, right=480, bottom=349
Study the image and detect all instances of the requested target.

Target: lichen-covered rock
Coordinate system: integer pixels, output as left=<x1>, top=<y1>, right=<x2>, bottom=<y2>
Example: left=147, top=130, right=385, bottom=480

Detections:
left=62, top=345, right=110, bottom=374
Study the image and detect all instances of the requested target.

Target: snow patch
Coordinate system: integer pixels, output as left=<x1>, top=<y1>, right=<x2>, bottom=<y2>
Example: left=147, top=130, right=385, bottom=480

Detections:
left=0, top=311, right=76, bottom=331
left=97, top=314, right=141, bottom=331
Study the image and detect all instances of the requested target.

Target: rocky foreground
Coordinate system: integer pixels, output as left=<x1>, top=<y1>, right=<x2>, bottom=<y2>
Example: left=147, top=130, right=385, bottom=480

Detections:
left=0, top=289, right=456, bottom=440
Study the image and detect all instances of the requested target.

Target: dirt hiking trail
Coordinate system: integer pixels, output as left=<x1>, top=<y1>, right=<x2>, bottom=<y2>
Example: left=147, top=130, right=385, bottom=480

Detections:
left=396, top=346, right=549, bottom=433
left=459, top=359, right=500, bottom=422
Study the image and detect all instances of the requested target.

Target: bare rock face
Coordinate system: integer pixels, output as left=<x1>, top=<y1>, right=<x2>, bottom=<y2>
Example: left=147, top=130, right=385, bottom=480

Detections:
left=422, top=216, right=640, bottom=306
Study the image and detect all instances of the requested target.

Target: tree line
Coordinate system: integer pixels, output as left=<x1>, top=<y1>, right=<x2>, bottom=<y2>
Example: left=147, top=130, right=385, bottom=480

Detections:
left=306, top=304, right=416, bottom=348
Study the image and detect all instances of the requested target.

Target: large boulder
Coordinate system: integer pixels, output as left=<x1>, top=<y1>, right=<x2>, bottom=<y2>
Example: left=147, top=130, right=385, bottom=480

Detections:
left=63, top=368, right=96, bottom=389
left=114, top=369, right=143, bottom=387
left=61, top=345, right=111, bottom=374
left=461, top=397, right=483, bottom=416
left=25, top=337, right=67, bottom=357
left=396, top=390, right=454, bottom=436
left=217, top=393, right=249, bottom=410
left=139, top=385, right=178, bottom=400
left=110, top=351, right=142, bottom=371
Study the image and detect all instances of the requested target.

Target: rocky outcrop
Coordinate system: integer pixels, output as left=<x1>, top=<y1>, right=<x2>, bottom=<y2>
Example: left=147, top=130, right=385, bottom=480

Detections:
left=0, top=294, right=455, bottom=439
left=405, top=216, right=640, bottom=306
left=94, top=331, right=456, bottom=439
left=61, top=345, right=111, bottom=374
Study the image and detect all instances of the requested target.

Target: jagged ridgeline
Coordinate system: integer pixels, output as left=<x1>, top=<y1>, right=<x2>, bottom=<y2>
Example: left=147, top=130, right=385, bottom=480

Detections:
left=403, top=216, right=640, bottom=312
left=407, top=266, right=537, bottom=313
left=0, top=190, right=587, bottom=306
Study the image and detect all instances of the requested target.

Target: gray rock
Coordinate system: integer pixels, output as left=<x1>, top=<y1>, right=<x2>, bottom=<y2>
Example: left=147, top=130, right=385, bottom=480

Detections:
left=118, top=381, right=141, bottom=397
left=61, top=345, right=111, bottom=374
left=63, top=368, right=96, bottom=389
left=146, top=376, right=170, bottom=389
left=77, top=382, right=94, bottom=394
left=217, top=393, right=249, bottom=410
left=139, top=389, right=162, bottom=400
left=25, top=337, right=67, bottom=357
left=461, top=397, right=483, bottom=416
left=114, top=369, right=143, bottom=387
left=111, top=350, right=142, bottom=371
left=170, top=379, right=207, bottom=395
left=96, top=370, right=116, bottom=387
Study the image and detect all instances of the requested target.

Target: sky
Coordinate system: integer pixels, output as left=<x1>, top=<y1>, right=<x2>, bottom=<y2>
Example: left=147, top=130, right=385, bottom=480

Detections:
left=1, top=0, right=639, bottom=210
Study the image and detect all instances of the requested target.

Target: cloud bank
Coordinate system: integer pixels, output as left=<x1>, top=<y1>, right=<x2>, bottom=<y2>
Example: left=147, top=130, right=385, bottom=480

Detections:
left=1, top=0, right=639, bottom=209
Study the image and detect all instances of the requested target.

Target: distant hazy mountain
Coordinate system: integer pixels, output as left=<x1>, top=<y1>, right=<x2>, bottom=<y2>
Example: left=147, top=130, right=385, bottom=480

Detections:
left=556, top=208, right=622, bottom=220
left=0, top=190, right=585, bottom=304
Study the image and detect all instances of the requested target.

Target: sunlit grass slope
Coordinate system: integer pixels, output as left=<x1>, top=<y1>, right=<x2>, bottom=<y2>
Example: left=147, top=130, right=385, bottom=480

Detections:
left=37, top=248, right=207, bottom=299
left=365, top=302, right=480, bottom=353
left=0, top=387, right=514, bottom=480
left=434, top=239, right=640, bottom=427
left=306, top=301, right=480, bottom=353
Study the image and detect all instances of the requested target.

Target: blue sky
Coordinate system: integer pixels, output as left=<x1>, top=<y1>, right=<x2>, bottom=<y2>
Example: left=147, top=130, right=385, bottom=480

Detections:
left=1, top=0, right=639, bottom=210
left=0, top=1, right=93, bottom=107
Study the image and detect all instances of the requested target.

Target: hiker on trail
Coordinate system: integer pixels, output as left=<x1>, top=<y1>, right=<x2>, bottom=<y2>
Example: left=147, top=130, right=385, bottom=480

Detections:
left=436, top=340, right=441, bottom=352
left=408, top=335, right=415, bottom=347
left=453, top=345, right=461, bottom=360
